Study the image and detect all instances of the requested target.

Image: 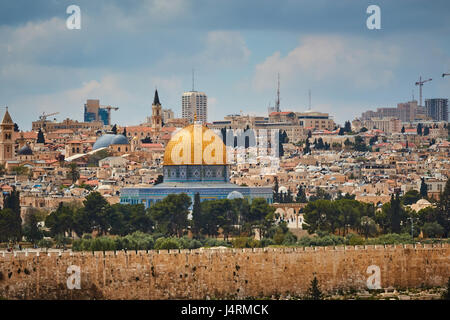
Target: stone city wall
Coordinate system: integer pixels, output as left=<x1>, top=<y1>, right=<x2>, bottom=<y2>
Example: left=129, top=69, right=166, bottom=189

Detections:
left=0, top=244, right=448, bottom=299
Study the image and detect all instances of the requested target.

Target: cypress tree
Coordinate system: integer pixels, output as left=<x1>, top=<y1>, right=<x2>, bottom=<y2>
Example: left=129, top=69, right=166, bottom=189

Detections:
left=307, top=276, right=323, bottom=300
left=191, top=193, right=202, bottom=238
left=37, top=128, right=45, bottom=144
left=420, top=177, right=428, bottom=198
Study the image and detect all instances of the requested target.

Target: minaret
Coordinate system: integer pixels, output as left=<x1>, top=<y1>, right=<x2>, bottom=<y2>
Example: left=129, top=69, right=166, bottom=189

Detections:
left=0, top=107, right=14, bottom=165
left=152, top=89, right=162, bottom=134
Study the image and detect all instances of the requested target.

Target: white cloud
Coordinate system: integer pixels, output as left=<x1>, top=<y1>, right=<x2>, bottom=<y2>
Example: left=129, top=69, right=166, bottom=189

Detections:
left=252, top=35, right=401, bottom=91
left=156, top=30, right=251, bottom=71
left=201, top=31, right=251, bottom=67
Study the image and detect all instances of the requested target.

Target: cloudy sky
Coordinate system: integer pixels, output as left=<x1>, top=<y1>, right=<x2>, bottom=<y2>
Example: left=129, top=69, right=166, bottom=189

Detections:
left=1, top=0, right=449, bottom=130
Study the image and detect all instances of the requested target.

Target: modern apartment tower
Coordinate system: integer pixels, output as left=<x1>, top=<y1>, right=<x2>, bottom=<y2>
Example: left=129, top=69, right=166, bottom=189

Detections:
left=182, top=91, right=208, bottom=124
left=425, top=98, right=448, bottom=122
left=84, top=99, right=118, bottom=126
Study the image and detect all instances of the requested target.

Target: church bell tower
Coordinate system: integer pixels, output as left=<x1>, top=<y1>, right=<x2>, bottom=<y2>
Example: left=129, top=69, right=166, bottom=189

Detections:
left=0, top=107, right=14, bottom=165
left=152, top=89, right=162, bottom=134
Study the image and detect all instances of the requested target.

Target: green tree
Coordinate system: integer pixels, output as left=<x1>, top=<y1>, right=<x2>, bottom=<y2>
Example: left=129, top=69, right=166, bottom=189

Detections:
left=11, top=165, right=29, bottom=176
left=296, top=185, right=307, bottom=203
left=131, top=205, right=153, bottom=233
left=2, top=186, right=21, bottom=242
left=344, top=121, right=351, bottom=133
left=303, top=138, right=311, bottom=154
left=191, top=193, right=203, bottom=238
left=37, top=128, right=45, bottom=143
left=442, top=278, right=450, bottom=300
left=87, top=149, right=111, bottom=167
left=248, top=198, right=275, bottom=239
left=73, top=192, right=110, bottom=236
left=420, top=178, right=428, bottom=198
left=67, top=162, right=80, bottom=184
left=360, top=216, right=377, bottom=239
left=436, top=179, right=450, bottom=236
left=344, top=138, right=353, bottom=149
left=273, top=177, right=279, bottom=203
left=417, top=123, right=423, bottom=135
left=45, top=202, right=76, bottom=237
left=307, top=276, right=323, bottom=300
left=401, top=126, right=405, bottom=133
left=401, top=190, right=421, bottom=205
left=201, top=199, right=236, bottom=240
left=380, top=191, right=405, bottom=234
left=354, top=136, right=368, bottom=151
left=421, top=222, right=444, bottom=238
left=154, top=175, right=163, bottom=185
left=149, top=193, right=191, bottom=237
left=309, top=187, right=331, bottom=202
left=303, top=200, right=336, bottom=234
left=23, top=212, right=43, bottom=243
left=0, top=209, right=21, bottom=242
left=232, top=198, right=251, bottom=236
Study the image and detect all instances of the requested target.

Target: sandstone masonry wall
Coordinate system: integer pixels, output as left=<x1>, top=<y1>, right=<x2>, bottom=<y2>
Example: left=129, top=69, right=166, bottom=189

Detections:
left=0, top=244, right=449, bottom=300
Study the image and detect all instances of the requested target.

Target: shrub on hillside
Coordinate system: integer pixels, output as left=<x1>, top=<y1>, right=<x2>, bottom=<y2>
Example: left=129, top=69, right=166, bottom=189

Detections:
left=154, top=237, right=180, bottom=250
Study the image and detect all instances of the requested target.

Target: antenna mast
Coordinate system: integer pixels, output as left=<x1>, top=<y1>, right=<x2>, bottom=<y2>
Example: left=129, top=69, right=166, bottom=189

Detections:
left=309, top=89, right=311, bottom=110
left=276, top=73, right=280, bottom=112
left=192, top=69, right=195, bottom=91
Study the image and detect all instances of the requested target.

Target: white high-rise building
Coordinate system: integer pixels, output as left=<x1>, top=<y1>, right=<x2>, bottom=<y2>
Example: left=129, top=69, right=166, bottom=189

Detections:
left=182, top=91, right=207, bottom=124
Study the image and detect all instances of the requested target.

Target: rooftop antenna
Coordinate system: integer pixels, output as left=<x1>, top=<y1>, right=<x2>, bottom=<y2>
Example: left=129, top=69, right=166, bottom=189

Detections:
left=412, top=89, right=414, bottom=101
left=309, top=89, right=311, bottom=110
left=275, top=73, right=280, bottom=112
left=192, top=69, right=195, bottom=91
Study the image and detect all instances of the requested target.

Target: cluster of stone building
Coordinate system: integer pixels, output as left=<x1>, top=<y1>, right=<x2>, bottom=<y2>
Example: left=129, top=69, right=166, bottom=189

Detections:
left=0, top=90, right=448, bottom=232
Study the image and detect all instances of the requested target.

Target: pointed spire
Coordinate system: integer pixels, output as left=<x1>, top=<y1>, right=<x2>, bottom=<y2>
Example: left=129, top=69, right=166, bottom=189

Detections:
left=153, top=89, right=161, bottom=105
left=2, top=107, right=13, bottom=124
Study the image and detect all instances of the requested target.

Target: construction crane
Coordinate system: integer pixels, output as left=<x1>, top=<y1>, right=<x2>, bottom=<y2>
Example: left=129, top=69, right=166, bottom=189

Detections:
left=443, top=73, right=450, bottom=78
left=415, top=76, right=432, bottom=107
left=103, top=105, right=119, bottom=126
left=39, top=112, right=59, bottom=122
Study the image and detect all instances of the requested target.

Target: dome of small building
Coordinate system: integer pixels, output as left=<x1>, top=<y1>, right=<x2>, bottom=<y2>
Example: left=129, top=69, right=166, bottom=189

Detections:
left=18, top=144, right=33, bottom=155
left=111, top=135, right=129, bottom=145
left=227, top=191, right=244, bottom=199
left=93, top=134, right=129, bottom=150
left=416, top=199, right=431, bottom=205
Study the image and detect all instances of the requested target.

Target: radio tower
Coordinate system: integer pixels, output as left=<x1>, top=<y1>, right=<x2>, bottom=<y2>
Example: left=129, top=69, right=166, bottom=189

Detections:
left=309, top=89, right=312, bottom=110
left=275, top=73, right=280, bottom=112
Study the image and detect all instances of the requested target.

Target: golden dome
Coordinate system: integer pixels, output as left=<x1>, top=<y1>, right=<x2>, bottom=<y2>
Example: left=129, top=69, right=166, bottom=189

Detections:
left=163, top=124, right=227, bottom=165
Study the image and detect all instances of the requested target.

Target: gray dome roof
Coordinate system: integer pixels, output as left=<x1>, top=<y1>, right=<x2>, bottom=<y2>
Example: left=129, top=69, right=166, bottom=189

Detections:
left=18, top=144, right=33, bottom=155
left=227, top=191, right=244, bottom=200
left=111, top=135, right=129, bottom=145
left=93, top=134, right=129, bottom=150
